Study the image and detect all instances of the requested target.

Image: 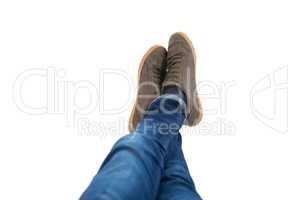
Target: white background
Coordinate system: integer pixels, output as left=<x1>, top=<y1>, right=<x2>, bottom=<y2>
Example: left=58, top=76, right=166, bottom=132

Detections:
left=0, top=0, right=299, bottom=199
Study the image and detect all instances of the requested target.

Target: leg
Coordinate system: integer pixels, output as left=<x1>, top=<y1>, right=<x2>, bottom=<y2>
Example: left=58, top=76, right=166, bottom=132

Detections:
left=156, top=86, right=202, bottom=200
left=80, top=93, right=186, bottom=200
left=156, top=134, right=202, bottom=200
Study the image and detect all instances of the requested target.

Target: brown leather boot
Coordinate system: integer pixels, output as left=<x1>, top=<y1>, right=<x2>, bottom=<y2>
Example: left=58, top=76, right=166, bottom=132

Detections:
left=162, top=32, right=203, bottom=126
left=128, top=45, right=167, bottom=132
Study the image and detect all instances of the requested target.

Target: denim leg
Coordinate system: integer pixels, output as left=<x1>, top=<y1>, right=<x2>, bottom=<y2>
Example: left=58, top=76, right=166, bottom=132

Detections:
left=156, top=85, right=202, bottom=200
left=80, top=94, right=186, bottom=200
left=156, top=133, right=202, bottom=200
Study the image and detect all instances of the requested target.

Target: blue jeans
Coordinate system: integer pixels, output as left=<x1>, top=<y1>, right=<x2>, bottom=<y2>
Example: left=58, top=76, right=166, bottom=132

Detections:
left=80, top=92, right=202, bottom=200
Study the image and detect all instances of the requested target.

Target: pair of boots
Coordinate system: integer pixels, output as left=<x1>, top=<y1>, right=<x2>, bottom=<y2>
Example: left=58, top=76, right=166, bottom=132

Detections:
left=129, top=32, right=203, bottom=132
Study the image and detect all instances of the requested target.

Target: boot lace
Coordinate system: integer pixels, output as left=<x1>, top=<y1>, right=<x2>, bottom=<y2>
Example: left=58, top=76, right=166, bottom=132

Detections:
left=167, top=52, right=185, bottom=80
